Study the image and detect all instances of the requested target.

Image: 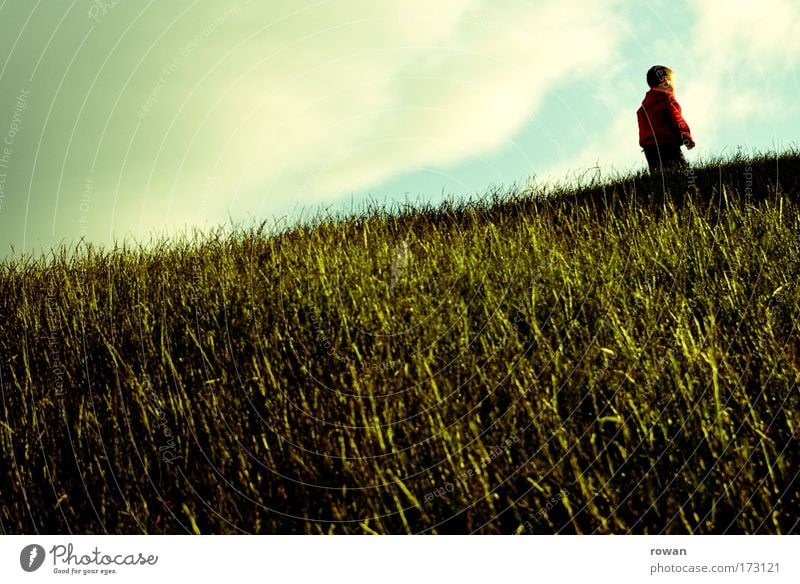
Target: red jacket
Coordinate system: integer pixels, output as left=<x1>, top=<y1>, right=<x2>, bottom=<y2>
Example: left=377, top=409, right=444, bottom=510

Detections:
left=637, top=88, right=693, bottom=147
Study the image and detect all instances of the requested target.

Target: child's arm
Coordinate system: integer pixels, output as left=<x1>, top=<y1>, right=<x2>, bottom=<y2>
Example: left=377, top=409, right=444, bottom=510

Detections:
left=668, top=97, right=695, bottom=149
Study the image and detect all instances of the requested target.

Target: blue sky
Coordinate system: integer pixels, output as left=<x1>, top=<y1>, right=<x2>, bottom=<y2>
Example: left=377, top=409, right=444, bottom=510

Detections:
left=0, top=0, right=798, bottom=259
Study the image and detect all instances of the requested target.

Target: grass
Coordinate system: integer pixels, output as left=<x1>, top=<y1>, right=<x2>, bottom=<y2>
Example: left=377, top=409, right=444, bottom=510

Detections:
left=1, top=150, right=798, bottom=534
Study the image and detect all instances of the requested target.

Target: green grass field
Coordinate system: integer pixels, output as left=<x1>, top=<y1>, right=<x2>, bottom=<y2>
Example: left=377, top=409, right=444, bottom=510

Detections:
left=1, top=151, right=798, bottom=534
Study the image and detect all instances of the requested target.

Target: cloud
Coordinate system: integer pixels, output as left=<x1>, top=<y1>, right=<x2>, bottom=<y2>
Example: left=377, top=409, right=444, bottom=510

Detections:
left=285, top=0, right=624, bottom=197
left=690, top=0, right=800, bottom=72
left=4, top=0, right=799, bottom=256
left=102, top=0, right=626, bottom=237
left=680, top=0, right=800, bottom=151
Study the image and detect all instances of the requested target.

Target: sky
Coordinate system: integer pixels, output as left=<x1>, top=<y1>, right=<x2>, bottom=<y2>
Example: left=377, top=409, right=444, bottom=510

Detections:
left=0, top=0, right=799, bottom=259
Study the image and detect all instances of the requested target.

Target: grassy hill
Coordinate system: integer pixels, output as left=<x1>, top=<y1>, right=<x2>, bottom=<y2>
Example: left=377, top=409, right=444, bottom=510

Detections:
left=1, top=151, right=799, bottom=534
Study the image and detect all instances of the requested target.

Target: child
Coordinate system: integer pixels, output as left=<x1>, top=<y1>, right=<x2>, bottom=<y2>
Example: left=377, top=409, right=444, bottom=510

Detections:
left=637, top=65, right=695, bottom=171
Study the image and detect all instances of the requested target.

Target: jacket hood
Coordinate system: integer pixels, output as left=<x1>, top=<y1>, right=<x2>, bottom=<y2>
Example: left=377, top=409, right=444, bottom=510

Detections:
left=642, top=88, right=671, bottom=107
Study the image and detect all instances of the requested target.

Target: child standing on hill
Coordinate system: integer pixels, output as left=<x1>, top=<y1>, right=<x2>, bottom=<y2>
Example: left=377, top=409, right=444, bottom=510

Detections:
left=637, top=65, right=695, bottom=171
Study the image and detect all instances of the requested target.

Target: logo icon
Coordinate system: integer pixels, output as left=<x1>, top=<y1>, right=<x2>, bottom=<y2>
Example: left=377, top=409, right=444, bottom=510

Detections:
left=20, top=544, right=46, bottom=572
left=389, top=238, right=412, bottom=290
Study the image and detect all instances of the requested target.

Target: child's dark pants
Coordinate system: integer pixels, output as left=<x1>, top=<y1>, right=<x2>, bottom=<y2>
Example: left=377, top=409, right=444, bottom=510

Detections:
left=642, top=144, right=686, bottom=172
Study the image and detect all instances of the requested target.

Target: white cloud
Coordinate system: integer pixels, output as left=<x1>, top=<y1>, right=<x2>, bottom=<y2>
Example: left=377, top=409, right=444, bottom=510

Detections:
left=8, top=0, right=800, bottom=254
left=680, top=0, right=800, bottom=152
left=690, top=0, right=800, bottom=72
left=120, top=0, right=626, bottom=235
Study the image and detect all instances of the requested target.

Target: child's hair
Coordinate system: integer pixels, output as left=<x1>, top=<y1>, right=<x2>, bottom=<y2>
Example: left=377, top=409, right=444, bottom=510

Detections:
left=646, top=65, right=672, bottom=88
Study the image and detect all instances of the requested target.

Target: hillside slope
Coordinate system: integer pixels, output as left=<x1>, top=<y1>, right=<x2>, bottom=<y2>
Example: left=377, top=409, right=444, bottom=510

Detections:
left=1, top=152, right=799, bottom=534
